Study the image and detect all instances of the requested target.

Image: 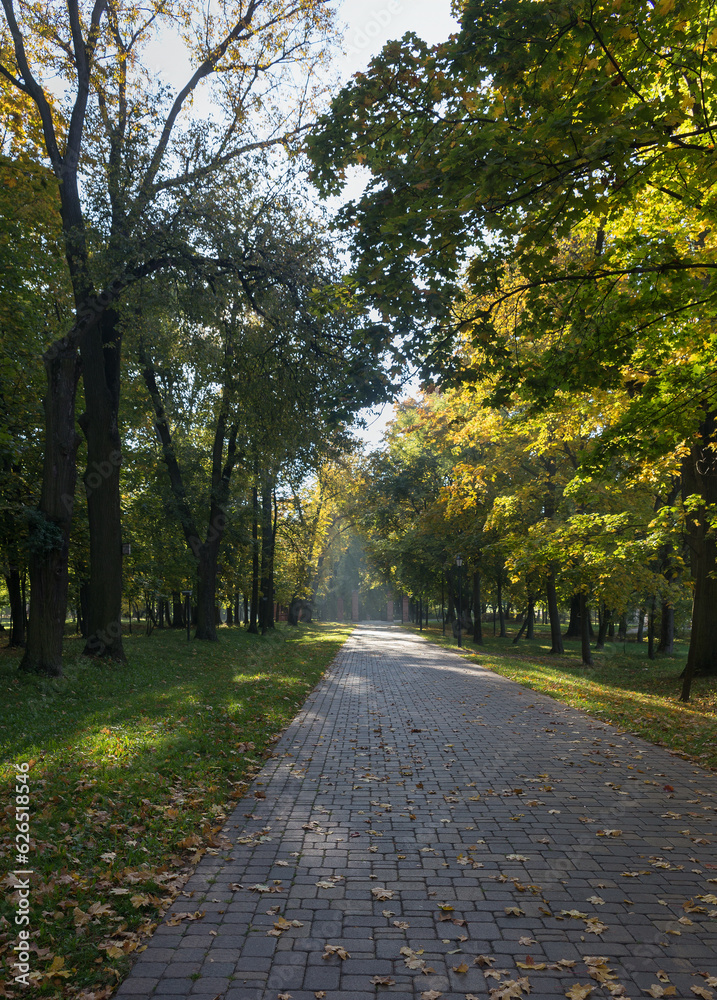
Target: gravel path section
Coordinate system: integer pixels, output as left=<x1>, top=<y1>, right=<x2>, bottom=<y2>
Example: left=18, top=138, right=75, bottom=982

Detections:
left=116, top=623, right=717, bottom=1000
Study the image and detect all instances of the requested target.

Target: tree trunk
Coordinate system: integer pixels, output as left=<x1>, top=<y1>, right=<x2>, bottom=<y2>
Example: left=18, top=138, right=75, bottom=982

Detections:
left=579, top=591, right=593, bottom=666
left=79, top=581, right=90, bottom=638
left=172, top=591, right=184, bottom=628
left=681, top=409, right=717, bottom=698
left=20, top=339, right=81, bottom=676
left=496, top=569, right=506, bottom=637
left=79, top=308, right=125, bottom=661
left=546, top=571, right=564, bottom=654
left=647, top=595, right=656, bottom=661
left=248, top=484, right=259, bottom=634
left=472, top=569, right=483, bottom=645
left=526, top=599, right=535, bottom=639
left=5, top=567, right=25, bottom=647
left=260, top=474, right=274, bottom=634
left=564, top=595, right=581, bottom=637
left=658, top=600, right=674, bottom=654
left=636, top=608, right=645, bottom=643
left=595, top=602, right=611, bottom=651
left=226, top=603, right=233, bottom=625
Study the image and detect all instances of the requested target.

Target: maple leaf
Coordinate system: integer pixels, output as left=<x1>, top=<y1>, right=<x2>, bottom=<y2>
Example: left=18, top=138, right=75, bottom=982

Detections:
left=453, top=963, right=470, bottom=973
left=322, top=944, right=350, bottom=960
left=278, top=992, right=292, bottom=999
left=371, top=976, right=396, bottom=986
left=393, top=920, right=410, bottom=930
left=474, top=955, right=496, bottom=967
left=382, top=910, right=395, bottom=917
left=691, top=988, right=714, bottom=999
left=584, top=917, right=608, bottom=934
left=371, top=887, right=394, bottom=900
left=562, top=909, right=588, bottom=918
left=505, top=906, right=525, bottom=916
left=645, top=986, right=677, bottom=997
left=422, top=991, right=442, bottom=1000
left=315, top=993, right=326, bottom=999
left=489, top=978, right=529, bottom=999
left=565, top=987, right=594, bottom=1000
left=316, top=881, right=336, bottom=889
left=166, top=910, right=205, bottom=926
left=518, top=937, right=536, bottom=945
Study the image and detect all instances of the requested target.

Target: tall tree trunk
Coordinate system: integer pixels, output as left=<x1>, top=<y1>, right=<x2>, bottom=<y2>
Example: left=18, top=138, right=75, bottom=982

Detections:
left=526, top=598, right=535, bottom=639
left=5, top=566, right=25, bottom=647
left=172, top=591, right=184, bottom=628
left=564, top=594, right=581, bottom=637
left=647, top=595, right=656, bottom=661
left=260, top=474, right=274, bottom=634
left=595, top=602, right=611, bottom=651
left=658, top=600, right=674, bottom=654
left=20, top=340, right=81, bottom=676
left=636, top=608, right=645, bottom=643
left=496, top=568, right=506, bottom=637
left=546, top=571, right=564, bottom=654
left=472, top=569, right=483, bottom=645
left=248, top=483, right=259, bottom=634
left=579, top=591, right=593, bottom=666
left=681, top=410, right=717, bottom=698
left=79, top=308, right=125, bottom=661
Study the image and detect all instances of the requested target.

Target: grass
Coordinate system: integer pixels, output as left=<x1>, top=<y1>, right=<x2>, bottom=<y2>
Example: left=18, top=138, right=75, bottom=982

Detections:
left=0, top=621, right=353, bottom=1000
left=407, top=622, right=717, bottom=771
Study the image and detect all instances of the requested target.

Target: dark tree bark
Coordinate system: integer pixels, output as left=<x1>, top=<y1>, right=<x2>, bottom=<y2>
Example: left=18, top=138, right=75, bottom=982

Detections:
left=658, top=600, right=674, bottom=654
left=472, top=569, right=483, bottom=645
left=546, top=570, right=564, bottom=654
left=248, top=483, right=259, bottom=634
left=4, top=567, right=25, bottom=647
left=595, top=602, right=611, bottom=651
left=496, top=566, right=506, bottom=637
left=172, top=591, right=184, bottom=628
left=636, top=608, right=645, bottom=643
left=79, top=307, right=125, bottom=660
left=579, top=591, right=593, bottom=666
left=681, top=410, right=717, bottom=698
left=20, top=340, right=81, bottom=676
left=647, top=595, right=657, bottom=661
left=564, top=595, right=581, bottom=637
left=259, top=474, right=274, bottom=634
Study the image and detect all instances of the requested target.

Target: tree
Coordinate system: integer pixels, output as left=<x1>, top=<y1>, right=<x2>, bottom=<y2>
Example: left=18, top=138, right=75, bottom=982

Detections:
left=1, top=0, right=335, bottom=674
left=307, top=0, right=717, bottom=684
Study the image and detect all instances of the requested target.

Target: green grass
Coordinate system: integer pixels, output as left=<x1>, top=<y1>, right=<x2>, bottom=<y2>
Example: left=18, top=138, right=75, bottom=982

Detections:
left=0, top=622, right=353, bottom=1000
left=407, top=623, right=717, bottom=771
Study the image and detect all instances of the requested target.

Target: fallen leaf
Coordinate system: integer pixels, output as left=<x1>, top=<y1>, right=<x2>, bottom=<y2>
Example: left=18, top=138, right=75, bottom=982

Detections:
left=382, top=909, right=395, bottom=917
left=584, top=918, right=608, bottom=935
left=691, top=989, right=714, bottom=999
left=371, top=976, right=396, bottom=987
left=453, top=963, right=470, bottom=974
left=422, top=991, right=442, bottom=1000
left=393, top=921, right=410, bottom=930
left=166, top=910, right=205, bottom=926
left=278, top=993, right=292, bottom=999
left=565, top=987, right=594, bottom=1000
left=371, top=887, right=394, bottom=900
left=322, top=944, right=350, bottom=961
left=505, top=906, right=525, bottom=916
left=518, top=937, right=537, bottom=945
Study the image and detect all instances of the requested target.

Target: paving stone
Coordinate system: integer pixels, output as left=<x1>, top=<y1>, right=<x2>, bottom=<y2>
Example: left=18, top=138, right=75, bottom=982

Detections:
left=115, top=624, right=717, bottom=999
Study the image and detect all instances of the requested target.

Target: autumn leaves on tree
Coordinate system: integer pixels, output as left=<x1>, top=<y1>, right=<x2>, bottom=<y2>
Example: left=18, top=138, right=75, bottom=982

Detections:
left=308, top=0, right=717, bottom=691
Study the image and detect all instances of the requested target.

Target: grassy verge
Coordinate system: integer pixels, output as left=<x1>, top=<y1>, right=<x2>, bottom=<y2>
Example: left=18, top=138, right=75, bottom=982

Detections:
left=407, top=623, right=717, bottom=770
left=0, top=622, right=352, bottom=1000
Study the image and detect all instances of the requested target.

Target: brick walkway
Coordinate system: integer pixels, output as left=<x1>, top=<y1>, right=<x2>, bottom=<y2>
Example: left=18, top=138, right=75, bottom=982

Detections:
left=116, top=624, right=717, bottom=1000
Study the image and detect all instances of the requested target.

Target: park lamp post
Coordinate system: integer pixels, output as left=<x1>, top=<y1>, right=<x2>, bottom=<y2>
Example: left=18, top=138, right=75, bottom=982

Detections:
left=181, top=590, right=192, bottom=642
left=456, top=554, right=463, bottom=647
